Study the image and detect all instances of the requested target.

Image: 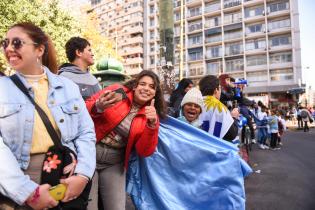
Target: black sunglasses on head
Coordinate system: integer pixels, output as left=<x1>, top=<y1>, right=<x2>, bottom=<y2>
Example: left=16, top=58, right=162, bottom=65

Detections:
left=1, top=37, right=38, bottom=50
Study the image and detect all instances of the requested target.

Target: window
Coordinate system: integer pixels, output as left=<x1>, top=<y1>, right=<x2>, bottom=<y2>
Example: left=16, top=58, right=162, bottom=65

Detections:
left=245, top=6, right=264, bottom=18
left=206, top=45, right=222, bottom=58
left=188, top=34, right=202, bottom=46
left=224, top=30, right=242, bottom=40
left=174, top=12, right=181, bottom=21
left=150, top=5, right=154, bottom=14
left=206, top=61, right=221, bottom=75
left=91, top=0, right=101, bottom=6
left=205, top=1, right=220, bottom=13
left=269, top=34, right=291, bottom=47
left=188, top=48, right=203, bottom=61
left=150, top=31, right=155, bottom=39
left=246, top=39, right=266, bottom=50
left=246, top=23, right=264, bottom=34
left=225, top=42, right=243, bottom=56
left=188, top=7, right=201, bottom=17
left=205, top=34, right=221, bottom=43
left=205, top=16, right=221, bottom=28
left=150, top=56, right=155, bottom=65
left=189, top=63, right=203, bottom=76
left=224, top=0, right=241, bottom=8
left=150, top=44, right=155, bottom=52
left=270, top=69, right=293, bottom=81
left=188, top=20, right=202, bottom=32
left=268, top=1, right=289, bottom=13
left=270, top=51, right=292, bottom=64
left=226, top=58, right=243, bottom=72
left=224, top=12, right=242, bottom=24
left=246, top=71, right=268, bottom=83
left=150, top=18, right=155, bottom=27
left=246, top=55, right=267, bottom=66
left=268, top=18, right=290, bottom=30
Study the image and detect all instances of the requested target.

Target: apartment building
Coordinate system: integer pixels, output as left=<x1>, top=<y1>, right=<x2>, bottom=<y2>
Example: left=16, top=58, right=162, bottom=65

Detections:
left=90, top=0, right=145, bottom=75
left=90, top=0, right=301, bottom=106
left=170, top=0, right=301, bottom=106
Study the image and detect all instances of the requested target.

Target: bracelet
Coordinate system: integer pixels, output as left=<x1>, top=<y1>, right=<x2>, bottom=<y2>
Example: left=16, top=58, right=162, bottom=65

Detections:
left=75, top=173, right=90, bottom=182
left=27, top=186, right=40, bottom=205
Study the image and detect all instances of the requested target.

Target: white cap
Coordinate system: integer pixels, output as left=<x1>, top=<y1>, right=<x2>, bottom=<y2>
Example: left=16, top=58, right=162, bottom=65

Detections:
left=181, top=87, right=204, bottom=111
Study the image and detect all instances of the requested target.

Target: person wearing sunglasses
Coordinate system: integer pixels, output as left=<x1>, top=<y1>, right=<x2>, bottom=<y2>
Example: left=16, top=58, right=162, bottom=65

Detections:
left=0, top=22, right=96, bottom=210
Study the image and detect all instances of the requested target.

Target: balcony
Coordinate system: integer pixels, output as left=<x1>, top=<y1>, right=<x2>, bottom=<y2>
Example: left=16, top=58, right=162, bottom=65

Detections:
left=204, top=3, right=221, bottom=14
left=188, top=23, right=202, bottom=33
left=223, top=0, right=241, bottom=9
left=125, top=57, right=143, bottom=65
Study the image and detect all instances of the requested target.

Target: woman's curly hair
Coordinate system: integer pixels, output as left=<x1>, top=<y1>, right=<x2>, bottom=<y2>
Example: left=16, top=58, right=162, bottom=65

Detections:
left=124, top=70, right=167, bottom=119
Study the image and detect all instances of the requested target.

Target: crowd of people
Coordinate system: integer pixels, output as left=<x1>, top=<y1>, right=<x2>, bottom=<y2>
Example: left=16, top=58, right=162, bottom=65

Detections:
left=0, top=22, right=313, bottom=210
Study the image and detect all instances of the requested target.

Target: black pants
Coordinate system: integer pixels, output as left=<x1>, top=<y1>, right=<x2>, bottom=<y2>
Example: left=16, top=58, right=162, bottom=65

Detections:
left=304, top=121, right=309, bottom=132
left=270, top=133, right=278, bottom=148
left=297, top=116, right=302, bottom=128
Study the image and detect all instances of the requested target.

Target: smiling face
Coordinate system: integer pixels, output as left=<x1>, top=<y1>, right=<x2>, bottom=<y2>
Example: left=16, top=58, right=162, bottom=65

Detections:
left=78, top=45, right=94, bottom=66
left=3, top=27, right=44, bottom=74
left=182, top=103, right=202, bottom=122
left=133, top=75, right=156, bottom=106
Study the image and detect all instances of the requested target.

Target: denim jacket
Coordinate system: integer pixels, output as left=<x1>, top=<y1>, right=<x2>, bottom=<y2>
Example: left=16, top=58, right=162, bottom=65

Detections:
left=0, top=68, right=96, bottom=204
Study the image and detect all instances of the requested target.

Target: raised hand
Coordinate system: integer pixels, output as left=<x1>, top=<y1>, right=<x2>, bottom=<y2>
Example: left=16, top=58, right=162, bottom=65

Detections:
left=95, top=90, right=119, bottom=111
left=145, top=99, right=157, bottom=127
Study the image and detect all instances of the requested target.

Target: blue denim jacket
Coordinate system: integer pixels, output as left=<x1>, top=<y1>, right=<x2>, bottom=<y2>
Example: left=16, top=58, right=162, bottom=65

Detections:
left=0, top=68, right=96, bottom=204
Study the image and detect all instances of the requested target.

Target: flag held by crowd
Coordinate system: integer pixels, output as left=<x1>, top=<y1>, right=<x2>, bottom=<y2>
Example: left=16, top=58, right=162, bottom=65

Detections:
left=201, top=96, right=234, bottom=138
left=127, top=117, right=252, bottom=210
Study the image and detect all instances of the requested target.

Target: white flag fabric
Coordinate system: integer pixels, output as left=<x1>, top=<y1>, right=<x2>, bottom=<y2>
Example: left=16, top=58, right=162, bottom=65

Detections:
left=200, top=96, right=234, bottom=138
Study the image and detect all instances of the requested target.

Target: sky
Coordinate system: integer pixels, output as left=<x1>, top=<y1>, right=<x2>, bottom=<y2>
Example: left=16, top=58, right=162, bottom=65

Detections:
left=299, top=0, right=315, bottom=88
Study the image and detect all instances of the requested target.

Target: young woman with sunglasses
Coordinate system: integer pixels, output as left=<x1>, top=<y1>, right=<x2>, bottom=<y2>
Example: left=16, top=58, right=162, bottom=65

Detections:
left=85, top=70, right=167, bottom=210
left=0, top=22, right=96, bottom=209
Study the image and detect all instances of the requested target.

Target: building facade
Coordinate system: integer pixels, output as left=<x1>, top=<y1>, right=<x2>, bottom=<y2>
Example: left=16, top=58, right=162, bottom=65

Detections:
left=90, top=0, right=301, bottom=107
left=91, top=0, right=146, bottom=75
left=171, top=0, right=301, bottom=107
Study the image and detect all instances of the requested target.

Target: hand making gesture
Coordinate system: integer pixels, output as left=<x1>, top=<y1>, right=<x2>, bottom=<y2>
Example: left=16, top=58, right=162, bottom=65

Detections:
left=145, top=99, right=157, bottom=127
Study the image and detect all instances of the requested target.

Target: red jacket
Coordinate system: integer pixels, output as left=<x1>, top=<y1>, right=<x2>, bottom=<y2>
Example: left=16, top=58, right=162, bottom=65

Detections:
left=86, top=84, right=159, bottom=169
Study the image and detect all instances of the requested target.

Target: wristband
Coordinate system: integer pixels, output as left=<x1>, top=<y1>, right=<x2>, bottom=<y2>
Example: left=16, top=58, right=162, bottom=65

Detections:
left=26, top=186, right=40, bottom=205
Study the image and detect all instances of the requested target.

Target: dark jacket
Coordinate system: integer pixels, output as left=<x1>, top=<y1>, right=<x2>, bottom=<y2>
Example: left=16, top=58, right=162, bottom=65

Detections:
left=58, top=63, right=101, bottom=101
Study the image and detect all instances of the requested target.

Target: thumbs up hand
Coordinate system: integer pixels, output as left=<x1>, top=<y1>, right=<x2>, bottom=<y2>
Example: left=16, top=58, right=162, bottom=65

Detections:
left=145, top=99, right=157, bottom=127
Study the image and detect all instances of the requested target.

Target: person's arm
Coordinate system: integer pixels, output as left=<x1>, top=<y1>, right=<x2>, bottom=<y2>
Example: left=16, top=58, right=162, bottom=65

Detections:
left=73, top=92, right=96, bottom=179
left=135, top=118, right=160, bottom=157
left=0, top=136, right=38, bottom=204
left=222, top=119, right=239, bottom=142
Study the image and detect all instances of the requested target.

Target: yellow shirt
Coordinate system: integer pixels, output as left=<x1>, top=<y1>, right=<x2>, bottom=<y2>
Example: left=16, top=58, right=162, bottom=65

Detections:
left=24, top=73, right=59, bottom=154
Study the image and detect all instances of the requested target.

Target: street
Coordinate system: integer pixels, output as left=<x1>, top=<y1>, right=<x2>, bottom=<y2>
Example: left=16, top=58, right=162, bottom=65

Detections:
left=246, top=128, right=315, bottom=210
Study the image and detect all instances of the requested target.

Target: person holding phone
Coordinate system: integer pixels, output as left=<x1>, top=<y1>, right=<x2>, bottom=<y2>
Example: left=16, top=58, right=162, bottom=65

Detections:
left=0, top=22, right=96, bottom=210
left=86, top=70, right=167, bottom=210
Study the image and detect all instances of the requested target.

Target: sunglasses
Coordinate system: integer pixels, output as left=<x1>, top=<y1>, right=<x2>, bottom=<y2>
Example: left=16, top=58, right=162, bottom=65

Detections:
left=1, top=38, right=38, bottom=50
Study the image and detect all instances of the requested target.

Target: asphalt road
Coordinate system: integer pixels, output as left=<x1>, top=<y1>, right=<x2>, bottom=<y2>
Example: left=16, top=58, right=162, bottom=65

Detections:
left=245, top=128, right=315, bottom=210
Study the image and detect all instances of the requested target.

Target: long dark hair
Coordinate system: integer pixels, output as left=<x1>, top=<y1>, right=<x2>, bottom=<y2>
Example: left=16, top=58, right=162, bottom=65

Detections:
left=10, top=22, right=58, bottom=73
left=169, top=78, right=193, bottom=107
left=124, top=70, right=167, bottom=119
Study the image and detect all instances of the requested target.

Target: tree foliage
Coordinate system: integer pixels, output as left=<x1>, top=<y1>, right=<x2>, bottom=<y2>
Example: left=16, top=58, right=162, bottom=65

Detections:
left=0, top=0, right=81, bottom=73
left=0, top=0, right=119, bottom=74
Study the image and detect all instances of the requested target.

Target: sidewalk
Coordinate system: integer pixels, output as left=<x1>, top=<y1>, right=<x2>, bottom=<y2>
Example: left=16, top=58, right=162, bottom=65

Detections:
left=285, top=120, right=315, bottom=130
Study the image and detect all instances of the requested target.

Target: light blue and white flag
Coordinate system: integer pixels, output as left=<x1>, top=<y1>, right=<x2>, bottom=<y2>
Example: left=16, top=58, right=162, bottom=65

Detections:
left=126, top=117, right=252, bottom=210
left=200, top=96, right=234, bottom=139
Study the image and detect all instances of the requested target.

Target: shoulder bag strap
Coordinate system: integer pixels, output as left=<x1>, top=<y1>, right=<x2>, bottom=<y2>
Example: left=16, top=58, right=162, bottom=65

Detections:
left=10, top=74, right=63, bottom=150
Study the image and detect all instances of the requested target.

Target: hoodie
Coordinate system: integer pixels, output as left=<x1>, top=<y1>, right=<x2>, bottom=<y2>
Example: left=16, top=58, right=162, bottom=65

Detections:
left=58, top=63, right=101, bottom=100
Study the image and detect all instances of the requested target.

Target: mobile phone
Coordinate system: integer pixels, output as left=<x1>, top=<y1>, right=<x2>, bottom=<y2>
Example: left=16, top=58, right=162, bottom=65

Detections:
left=49, top=184, right=67, bottom=201
left=114, top=88, right=127, bottom=100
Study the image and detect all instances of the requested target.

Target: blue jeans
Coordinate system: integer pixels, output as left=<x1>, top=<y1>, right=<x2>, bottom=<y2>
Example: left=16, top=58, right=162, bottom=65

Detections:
left=257, top=128, right=267, bottom=145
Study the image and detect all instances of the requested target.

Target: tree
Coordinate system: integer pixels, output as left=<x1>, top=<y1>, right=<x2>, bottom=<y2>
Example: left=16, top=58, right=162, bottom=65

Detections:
left=78, top=5, right=122, bottom=72
left=0, top=0, right=80, bottom=73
